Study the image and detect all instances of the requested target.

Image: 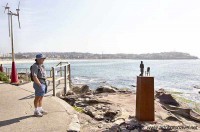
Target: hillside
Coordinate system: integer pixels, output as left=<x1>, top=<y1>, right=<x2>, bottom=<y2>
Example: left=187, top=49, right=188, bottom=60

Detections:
left=2, top=52, right=198, bottom=60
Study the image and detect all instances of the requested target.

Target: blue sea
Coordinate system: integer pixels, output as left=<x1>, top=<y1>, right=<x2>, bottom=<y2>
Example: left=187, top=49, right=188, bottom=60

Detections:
left=3, top=59, right=200, bottom=103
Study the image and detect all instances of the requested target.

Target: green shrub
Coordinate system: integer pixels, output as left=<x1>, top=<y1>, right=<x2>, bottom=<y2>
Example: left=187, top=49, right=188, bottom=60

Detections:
left=0, top=72, right=9, bottom=83
left=73, top=106, right=84, bottom=113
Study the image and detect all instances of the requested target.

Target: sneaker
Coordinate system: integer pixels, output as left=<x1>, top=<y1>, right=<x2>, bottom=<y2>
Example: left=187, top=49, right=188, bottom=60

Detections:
left=34, top=110, right=43, bottom=117
left=40, top=109, right=48, bottom=115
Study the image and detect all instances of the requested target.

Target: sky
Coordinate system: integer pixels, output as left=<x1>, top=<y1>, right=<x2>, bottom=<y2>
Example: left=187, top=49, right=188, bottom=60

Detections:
left=0, top=0, right=200, bottom=57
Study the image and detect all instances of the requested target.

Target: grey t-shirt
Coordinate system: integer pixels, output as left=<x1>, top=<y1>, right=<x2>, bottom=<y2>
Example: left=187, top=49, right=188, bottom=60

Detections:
left=31, top=63, right=46, bottom=83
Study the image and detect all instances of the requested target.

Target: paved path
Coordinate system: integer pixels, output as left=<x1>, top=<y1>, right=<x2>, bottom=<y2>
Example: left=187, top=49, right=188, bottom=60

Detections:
left=0, top=82, right=79, bottom=132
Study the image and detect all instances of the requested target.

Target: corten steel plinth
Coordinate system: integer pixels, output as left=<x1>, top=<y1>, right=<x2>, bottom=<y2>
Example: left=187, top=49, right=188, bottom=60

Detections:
left=136, top=76, right=154, bottom=121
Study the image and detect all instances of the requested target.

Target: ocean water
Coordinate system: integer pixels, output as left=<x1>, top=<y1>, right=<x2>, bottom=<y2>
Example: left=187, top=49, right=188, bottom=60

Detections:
left=2, top=59, right=200, bottom=102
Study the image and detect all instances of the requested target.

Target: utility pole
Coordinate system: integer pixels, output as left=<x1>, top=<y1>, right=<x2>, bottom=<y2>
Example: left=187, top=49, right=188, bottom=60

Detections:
left=3, top=2, right=21, bottom=84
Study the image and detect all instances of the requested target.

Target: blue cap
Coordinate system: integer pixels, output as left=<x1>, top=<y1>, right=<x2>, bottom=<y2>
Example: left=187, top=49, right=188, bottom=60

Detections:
left=36, top=53, right=46, bottom=59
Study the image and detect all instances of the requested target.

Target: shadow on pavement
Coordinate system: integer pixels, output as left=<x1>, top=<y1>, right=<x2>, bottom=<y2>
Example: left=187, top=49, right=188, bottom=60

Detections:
left=0, top=115, right=34, bottom=127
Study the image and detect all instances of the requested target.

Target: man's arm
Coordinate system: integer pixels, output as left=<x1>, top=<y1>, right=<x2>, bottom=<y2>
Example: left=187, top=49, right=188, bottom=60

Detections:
left=32, top=64, right=42, bottom=87
left=33, top=76, right=42, bottom=87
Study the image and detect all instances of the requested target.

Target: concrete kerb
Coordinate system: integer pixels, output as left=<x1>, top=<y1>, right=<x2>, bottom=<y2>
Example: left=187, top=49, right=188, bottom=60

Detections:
left=53, top=88, right=81, bottom=132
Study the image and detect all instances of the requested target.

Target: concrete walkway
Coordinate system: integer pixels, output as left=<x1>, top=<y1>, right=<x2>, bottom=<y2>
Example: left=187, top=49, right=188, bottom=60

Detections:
left=0, top=82, right=79, bottom=132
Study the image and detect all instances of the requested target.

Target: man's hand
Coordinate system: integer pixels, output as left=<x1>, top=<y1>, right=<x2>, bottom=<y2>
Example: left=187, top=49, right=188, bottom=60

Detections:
left=33, top=76, right=42, bottom=87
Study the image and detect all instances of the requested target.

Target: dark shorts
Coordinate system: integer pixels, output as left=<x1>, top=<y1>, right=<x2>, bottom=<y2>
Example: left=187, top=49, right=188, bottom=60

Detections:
left=33, top=83, right=47, bottom=96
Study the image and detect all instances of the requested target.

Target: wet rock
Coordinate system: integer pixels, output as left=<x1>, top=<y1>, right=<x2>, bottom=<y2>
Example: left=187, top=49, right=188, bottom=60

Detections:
left=114, top=118, right=125, bottom=125
left=165, top=115, right=181, bottom=122
left=155, top=88, right=166, bottom=98
left=126, top=123, right=144, bottom=131
left=85, top=92, right=93, bottom=95
left=83, top=103, right=121, bottom=122
left=72, top=84, right=90, bottom=94
left=95, top=115, right=104, bottom=121
left=95, top=104, right=102, bottom=110
left=193, top=85, right=200, bottom=89
left=66, top=90, right=75, bottom=96
left=83, top=98, right=111, bottom=105
left=156, top=92, right=179, bottom=106
left=102, top=106, right=108, bottom=111
left=63, top=95, right=79, bottom=106
left=64, top=98, right=76, bottom=106
left=95, top=86, right=118, bottom=94
left=104, top=111, right=118, bottom=122
left=171, top=108, right=200, bottom=122
left=75, top=102, right=88, bottom=107
left=106, top=125, right=121, bottom=132
left=130, top=130, right=138, bottom=132
left=118, top=90, right=133, bottom=94
left=98, top=124, right=103, bottom=128
left=84, top=106, right=95, bottom=117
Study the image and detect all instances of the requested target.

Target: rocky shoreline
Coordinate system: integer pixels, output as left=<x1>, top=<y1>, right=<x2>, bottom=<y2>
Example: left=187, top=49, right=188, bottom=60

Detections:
left=57, top=85, right=200, bottom=132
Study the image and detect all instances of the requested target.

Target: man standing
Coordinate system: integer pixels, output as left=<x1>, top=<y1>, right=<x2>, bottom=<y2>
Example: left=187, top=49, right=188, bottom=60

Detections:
left=31, top=53, right=48, bottom=117
left=140, top=61, right=144, bottom=76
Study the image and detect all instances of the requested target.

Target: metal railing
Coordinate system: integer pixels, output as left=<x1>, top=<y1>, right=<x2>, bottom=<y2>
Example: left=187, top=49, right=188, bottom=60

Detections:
left=4, top=61, right=72, bottom=96
left=52, top=63, right=71, bottom=96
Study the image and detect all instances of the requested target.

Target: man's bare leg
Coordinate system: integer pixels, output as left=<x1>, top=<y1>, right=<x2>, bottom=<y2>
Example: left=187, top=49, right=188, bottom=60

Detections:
left=38, top=96, right=43, bottom=107
left=34, top=96, right=40, bottom=109
left=38, top=96, right=47, bottom=114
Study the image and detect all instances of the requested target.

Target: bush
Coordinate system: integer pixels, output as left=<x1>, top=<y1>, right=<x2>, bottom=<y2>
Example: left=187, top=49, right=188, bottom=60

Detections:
left=0, top=72, right=9, bottom=83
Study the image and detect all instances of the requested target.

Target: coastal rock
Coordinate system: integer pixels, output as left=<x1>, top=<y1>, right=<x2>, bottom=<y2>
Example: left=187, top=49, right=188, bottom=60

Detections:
left=155, top=88, right=166, bottom=98
left=83, top=103, right=121, bottom=122
left=156, top=90, right=179, bottom=106
left=84, top=106, right=95, bottom=117
left=75, top=102, right=88, bottom=107
left=193, top=85, right=200, bottom=89
left=165, top=115, right=181, bottom=122
left=171, top=108, right=200, bottom=123
left=113, top=118, right=125, bottom=125
left=95, top=115, right=104, bottom=121
left=104, top=111, right=118, bottom=122
left=61, top=87, right=200, bottom=131
left=118, top=90, right=133, bottom=94
left=83, top=98, right=111, bottom=105
left=63, top=95, right=79, bottom=106
left=130, top=130, right=139, bottom=132
left=156, top=89, right=200, bottom=123
left=67, top=114, right=80, bottom=132
left=95, top=86, right=118, bottom=94
left=72, top=84, right=90, bottom=94
left=66, top=90, right=75, bottom=96
left=104, top=125, right=121, bottom=132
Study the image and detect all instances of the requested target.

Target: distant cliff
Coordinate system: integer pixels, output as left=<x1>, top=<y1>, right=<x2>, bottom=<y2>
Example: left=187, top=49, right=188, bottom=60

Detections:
left=12, top=52, right=198, bottom=60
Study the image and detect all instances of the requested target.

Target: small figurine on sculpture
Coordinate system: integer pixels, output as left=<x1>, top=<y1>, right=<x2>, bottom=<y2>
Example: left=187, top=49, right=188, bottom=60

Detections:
left=147, top=67, right=150, bottom=76
left=139, top=61, right=144, bottom=76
